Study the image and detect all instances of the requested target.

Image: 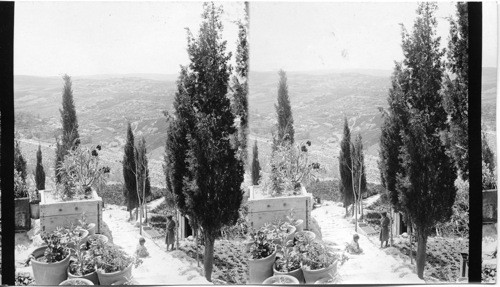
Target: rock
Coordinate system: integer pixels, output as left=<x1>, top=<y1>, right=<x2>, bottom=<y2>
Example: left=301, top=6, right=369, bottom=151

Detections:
left=401, top=232, right=408, bottom=238
left=187, top=236, right=194, bottom=241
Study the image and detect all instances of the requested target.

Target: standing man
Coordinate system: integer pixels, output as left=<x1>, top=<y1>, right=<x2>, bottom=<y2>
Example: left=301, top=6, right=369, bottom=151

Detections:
left=165, top=214, right=176, bottom=251
left=379, top=211, right=390, bottom=248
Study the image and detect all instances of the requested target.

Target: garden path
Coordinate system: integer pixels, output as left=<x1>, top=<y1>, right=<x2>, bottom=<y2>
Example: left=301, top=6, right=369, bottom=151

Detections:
left=102, top=204, right=209, bottom=285
left=312, top=200, right=425, bottom=284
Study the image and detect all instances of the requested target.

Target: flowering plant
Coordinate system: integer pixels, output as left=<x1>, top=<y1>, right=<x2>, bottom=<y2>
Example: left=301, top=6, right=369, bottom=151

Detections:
left=57, top=145, right=110, bottom=199
left=249, top=224, right=277, bottom=259
left=14, top=170, right=29, bottom=198
left=266, top=141, right=320, bottom=196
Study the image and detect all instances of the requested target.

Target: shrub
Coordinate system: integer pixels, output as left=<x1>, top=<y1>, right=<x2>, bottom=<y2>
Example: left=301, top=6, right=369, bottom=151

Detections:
left=99, top=184, right=126, bottom=206
left=306, top=180, right=340, bottom=201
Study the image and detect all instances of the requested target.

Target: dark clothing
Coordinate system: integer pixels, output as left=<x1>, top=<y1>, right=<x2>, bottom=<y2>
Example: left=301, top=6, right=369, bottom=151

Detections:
left=379, top=216, right=390, bottom=242
left=165, top=219, right=176, bottom=245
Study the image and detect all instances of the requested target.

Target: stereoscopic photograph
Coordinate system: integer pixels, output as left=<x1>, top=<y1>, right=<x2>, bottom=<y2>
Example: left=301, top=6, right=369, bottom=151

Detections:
left=11, top=1, right=497, bottom=285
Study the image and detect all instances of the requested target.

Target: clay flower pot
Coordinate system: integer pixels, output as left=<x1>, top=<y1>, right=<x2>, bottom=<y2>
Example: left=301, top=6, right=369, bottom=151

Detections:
left=96, top=263, right=133, bottom=285
left=67, top=268, right=99, bottom=285
left=86, top=223, right=96, bottom=235
left=301, top=260, right=338, bottom=284
left=293, top=219, right=304, bottom=232
left=30, top=246, right=71, bottom=285
left=248, top=249, right=277, bottom=284
left=59, top=278, right=94, bottom=285
left=273, top=262, right=305, bottom=283
left=263, top=274, right=300, bottom=284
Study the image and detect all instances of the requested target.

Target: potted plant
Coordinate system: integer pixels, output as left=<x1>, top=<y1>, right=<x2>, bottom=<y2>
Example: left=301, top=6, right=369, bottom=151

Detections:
left=300, top=241, right=340, bottom=283
left=91, top=242, right=134, bottom=285
left=67, top=243, right=99, bottom=285
left=273, top=245, right=304, bottom=283
left=15, top=169, right=31, bottom=231
left=314, top=274, right=341, bottom=284
left=286, top=209, right=304, bottom=232
left=248, top=224, right=278, bottom=284
left=30, top=188, right=41, bottom=219
left=59, top=278, right=94, bottom=285
left=29, top=230, right=72, bottom=285
left=83, top=234, right=109, bottom=250
left=78, top=213, right=96, bottom=235
left=263, top=274, right=300, bottom=284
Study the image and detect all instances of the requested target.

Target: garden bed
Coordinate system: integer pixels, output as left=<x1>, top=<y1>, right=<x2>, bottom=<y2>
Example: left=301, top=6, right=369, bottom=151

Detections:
left=177, top=239, right=248, bottom=284
left=391, top=236, right=468, bottom=282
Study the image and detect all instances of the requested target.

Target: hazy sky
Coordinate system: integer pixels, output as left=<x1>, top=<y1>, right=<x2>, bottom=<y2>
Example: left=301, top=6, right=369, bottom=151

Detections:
left=250, top=1, right=498, bottom=72
left=14, top=1, right=245, bottom=76
left=15, top=1, right=497, bottom=76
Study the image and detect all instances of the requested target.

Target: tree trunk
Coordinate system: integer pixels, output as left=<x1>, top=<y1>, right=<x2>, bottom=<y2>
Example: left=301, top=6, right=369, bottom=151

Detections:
left=135, top=207, right=138, bottom=221
left=409, top=215, right=413, bottom=265
left=416, top=228, right=427, bottom=279
left=204, top=231, right=215, bottom=282
left=196, top=227, right=200, bottom=267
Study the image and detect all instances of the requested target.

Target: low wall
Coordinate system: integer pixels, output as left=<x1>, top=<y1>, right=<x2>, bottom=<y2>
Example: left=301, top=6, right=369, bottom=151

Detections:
left=40, top=189, right=103, bottom=234
left=247, top=186, right=313, bottom=230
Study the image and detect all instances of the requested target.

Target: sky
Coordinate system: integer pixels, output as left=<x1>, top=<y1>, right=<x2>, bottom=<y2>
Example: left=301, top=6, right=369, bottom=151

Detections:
left=14, top=1, right=245, bottom=76
left=250, top=1, right=498, bottom=72
left=15, top=1, right=497, bottom=76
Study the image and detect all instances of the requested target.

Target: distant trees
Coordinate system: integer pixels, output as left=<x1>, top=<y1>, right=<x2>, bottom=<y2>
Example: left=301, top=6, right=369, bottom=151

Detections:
left=274, top=70, right=294, bottom=146
left=380, top=3, right=457, bottom=279
left=164, top=3, right=244, bottom=281
left=231, top=2, right=249, bottom=166
left=14, top=139, right=27, bottom=183
left=443, top=2, right=469, bottom=180
left=123, top=122, right=139, bottom=220
left=55, top=74, right=80, bottom=184
left=339, top=118, right=353, bottom=216
left=351, top=134, right=367, bottom=223
left=134, top=136, right=151, bottom=232
left=35, top=144, right=45, bottom=190
left=251, top=140, right=261, bottom=185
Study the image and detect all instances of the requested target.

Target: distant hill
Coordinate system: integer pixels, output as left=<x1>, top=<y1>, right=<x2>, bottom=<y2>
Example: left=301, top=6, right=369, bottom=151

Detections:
left=14, top=67, right=496, bottom=187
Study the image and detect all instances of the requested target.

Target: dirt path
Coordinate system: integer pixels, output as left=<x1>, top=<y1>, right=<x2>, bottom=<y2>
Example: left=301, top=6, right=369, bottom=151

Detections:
left=312, top=201, right=424, bottom=284
left=102, top=204, right=209, bottom=285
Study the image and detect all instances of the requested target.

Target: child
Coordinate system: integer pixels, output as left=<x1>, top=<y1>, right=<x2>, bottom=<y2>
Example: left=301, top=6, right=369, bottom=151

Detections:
left=346, top=234, right=363, bottom=254
left=135, top=237, right=149, bottom=258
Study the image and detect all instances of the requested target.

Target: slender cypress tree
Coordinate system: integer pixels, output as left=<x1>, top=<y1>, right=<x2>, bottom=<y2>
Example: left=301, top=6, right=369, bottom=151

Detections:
left=275, top=69, right=294, bottom=146
left=35, top=144, right=45, bottom=190
left=14, top=139, right=27, bottom=183
left=394, top=3, right=457, bottom=278
left=165, top=3, right=244, bottom=281
left=123, top=122, right=138, bottom=220
left=232, top=3, right=249, bottom=166
left=55, top=74, right=80, bottom=183
left=482, top=131, right=495, bottom=173
left=251, top=140, right=261, bottom=185
left=443, top=2, right=469, bottom=180
left=339, top=117, right=353, bottom=216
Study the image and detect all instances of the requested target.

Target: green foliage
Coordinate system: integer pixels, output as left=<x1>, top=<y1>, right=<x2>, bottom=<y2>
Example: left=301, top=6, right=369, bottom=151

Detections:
left=165, top=3, right=244, bottom=280
left=351, top=133, right=367, bottom=197
left=14, top=169, right=29, bottom=198
left=436, top=178, right=469, bottom=237
left=55, top=74, right=80, bottom=184
left=14, top=140, right=27, bottom=183
left=482, top=132, right=496, bottom=173
left=306, top=180, right=341, bottom=201
left=231, top=12, right=249, bottom=166
left=91, top=242, right=134, bottom=273
left=274, top=69, right=294, bottom=146
left=443, top=2, right=469, bottom=180
left=251, top=141, right=261, bottom=185
left=56, top=145, right=110, bottom=200
left=266, top=140, right=319, bottom=196
left=339, top=118, right=353, bottom=209
left=35, top=144, right=46, bottom=190
left=301, top=241, right=341, bottom=271
left=249, top=224, right=277, bottom=259
left=123, top=122, right=138, bottom=212
left=390, top=3, right=457, bottom=279
left=482, top=161, right=497, bottom=190
left=134, top=137, right=151, bottom=206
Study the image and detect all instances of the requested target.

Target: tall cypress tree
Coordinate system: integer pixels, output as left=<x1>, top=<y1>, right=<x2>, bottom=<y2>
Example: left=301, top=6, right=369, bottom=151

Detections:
left=251, top=140, right=261, bottom=185
left=231, top=2, right=249, bottom=166
left=35, top=144, right=45, bottom=190
left=379, top=64, right=407, bottom=211
left=123, top=122, right=138, bottom=220
left=482, top=131, right=495, bottom=173
left=443, top=2, right=469, bottom=180
left=165, top=3, right=244, bottom=281
left=394, top=3, right=457, bottom=278
left=339, top=117, right=353, bottom=216
left=14, top=139, right=27, bottom=183
left=55, top=74, right=80, bottom=183
left=275, top=69, right=294, bottom=146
